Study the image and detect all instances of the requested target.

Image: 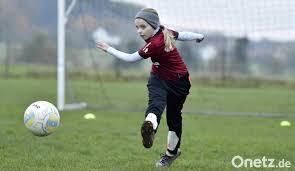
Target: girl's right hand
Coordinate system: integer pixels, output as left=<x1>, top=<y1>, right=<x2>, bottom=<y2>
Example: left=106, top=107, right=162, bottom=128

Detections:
left=96, top=42, right=110, bottom=52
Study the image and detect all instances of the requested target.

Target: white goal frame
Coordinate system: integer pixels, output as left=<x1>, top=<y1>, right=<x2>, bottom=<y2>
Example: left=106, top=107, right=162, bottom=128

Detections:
left=57, top=0, right=86, bottom=110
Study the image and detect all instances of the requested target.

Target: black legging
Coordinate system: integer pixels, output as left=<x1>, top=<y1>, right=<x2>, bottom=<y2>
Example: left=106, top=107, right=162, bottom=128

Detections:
left=145, top=73, right=191, bottom=154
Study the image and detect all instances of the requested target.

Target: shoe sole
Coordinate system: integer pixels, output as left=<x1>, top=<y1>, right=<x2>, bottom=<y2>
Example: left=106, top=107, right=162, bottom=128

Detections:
left=141, top=121, right=154, bottom=148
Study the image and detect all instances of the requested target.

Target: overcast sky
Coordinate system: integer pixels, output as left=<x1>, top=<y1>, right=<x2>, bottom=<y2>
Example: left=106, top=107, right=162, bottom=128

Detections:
left=114, top=0, right=295, bottom=41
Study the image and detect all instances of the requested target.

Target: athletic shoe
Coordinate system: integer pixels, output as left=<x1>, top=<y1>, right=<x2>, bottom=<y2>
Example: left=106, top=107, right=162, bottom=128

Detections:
left=141, top=121, right=154, bottom=148
left=156, top=151, right=181, bottom=167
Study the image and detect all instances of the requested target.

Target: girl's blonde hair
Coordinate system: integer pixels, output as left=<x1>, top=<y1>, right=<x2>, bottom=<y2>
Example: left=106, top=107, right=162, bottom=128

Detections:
left=139, top=8, right=176, bottom=52
left=162, top=27, right=176, bottom=52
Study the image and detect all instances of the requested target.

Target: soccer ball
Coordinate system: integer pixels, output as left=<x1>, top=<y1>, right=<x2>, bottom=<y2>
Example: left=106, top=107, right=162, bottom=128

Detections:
left=24, top=101, right=60, bottom=136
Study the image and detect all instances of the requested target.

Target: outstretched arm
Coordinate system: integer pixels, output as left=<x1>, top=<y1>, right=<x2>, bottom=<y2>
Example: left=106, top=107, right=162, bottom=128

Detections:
left=96, top=42, right=143, bottom=62
left=177, top=31, right=204, bottom=43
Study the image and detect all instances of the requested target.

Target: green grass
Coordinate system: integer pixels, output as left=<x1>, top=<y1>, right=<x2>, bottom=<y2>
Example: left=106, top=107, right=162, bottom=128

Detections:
left=0, top=78, right=295, bottom=170
left=68, top=79, right=295, bottom=114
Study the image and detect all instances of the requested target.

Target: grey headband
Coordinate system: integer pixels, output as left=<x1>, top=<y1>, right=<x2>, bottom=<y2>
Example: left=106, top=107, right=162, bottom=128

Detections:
left=135, top=10, right=160, bottom=29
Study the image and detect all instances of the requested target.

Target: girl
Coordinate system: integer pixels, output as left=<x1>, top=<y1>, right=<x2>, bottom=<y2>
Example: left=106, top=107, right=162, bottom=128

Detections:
left=96, top=8, right=204, bottom=167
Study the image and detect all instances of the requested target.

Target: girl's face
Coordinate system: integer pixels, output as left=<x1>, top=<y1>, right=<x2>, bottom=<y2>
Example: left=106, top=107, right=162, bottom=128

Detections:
left=135, top=18, right=155, bottom=40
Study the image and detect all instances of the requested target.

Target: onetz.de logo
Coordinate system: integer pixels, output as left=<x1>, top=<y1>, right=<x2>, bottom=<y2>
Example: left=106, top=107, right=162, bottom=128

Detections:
left=231, top=155, right=292, bottom=168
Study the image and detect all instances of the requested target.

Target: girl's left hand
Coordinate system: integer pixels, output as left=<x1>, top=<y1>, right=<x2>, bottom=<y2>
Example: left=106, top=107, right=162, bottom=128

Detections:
left=196, top=37, right=204, bottom=43
left=96, top=42, right=110, bottom=52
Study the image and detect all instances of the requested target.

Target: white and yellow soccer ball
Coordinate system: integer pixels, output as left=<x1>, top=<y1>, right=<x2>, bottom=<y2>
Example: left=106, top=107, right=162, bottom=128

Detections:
left=24, top=101, right=60, bottom=136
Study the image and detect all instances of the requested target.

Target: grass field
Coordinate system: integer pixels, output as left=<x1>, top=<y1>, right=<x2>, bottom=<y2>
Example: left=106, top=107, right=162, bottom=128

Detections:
left=0, top=78, right=295, bottom=170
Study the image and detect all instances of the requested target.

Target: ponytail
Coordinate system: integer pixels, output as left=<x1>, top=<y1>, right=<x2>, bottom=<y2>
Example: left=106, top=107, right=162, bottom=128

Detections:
left=162, top=27, right=176, bottom=52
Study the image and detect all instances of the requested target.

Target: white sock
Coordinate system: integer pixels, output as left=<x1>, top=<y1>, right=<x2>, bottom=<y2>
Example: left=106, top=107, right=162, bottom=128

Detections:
left=166, top=149, right=181, bottom=156
left=165, top=151, right=174, bottom=156
left=145, top=113, right=158, bottom=130
left=166, top=131, right=179, bottom=153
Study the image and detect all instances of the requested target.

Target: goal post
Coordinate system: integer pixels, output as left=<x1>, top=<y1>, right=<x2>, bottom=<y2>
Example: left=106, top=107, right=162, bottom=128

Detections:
left=57, top=0, right=86, bottom=111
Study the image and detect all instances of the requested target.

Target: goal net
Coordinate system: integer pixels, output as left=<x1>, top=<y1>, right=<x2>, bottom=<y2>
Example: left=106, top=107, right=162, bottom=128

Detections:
left=61, top=0, right=295, bottom=114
